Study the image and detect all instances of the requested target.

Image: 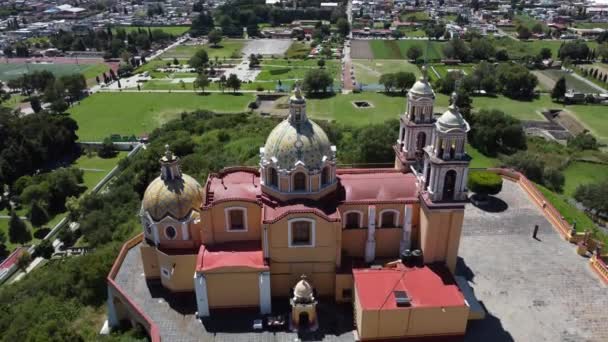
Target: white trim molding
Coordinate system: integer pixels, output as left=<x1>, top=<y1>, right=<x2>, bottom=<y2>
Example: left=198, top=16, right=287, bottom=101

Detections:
left=288, top=218, right=316, bottom=248
left=224, top=207, right=249, bottom=232
left=378, top=209, right=400, bottom=228
left=164, top=225, right=178, bottom=240
left=342, top=210, right=364, bottom=229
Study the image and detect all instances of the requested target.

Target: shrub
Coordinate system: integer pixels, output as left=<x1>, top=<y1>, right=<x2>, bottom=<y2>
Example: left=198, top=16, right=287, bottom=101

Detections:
left=467, top=171, right=503, bottom=200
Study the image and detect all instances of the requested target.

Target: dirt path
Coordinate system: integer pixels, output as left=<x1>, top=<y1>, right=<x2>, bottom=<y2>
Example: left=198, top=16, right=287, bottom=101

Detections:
left=350, top=40, right=373, bottom=59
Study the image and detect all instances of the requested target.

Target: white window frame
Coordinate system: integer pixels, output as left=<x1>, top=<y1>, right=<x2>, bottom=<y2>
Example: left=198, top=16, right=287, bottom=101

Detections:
left=343, top=210, right=364, bottom=229
left=224, top=207, right=248, bottom=232
left=288, top=218, right=316, bottom=248
left=164, top=225, right=178, bottom=240
left=379, top=209, right=400, bottom=228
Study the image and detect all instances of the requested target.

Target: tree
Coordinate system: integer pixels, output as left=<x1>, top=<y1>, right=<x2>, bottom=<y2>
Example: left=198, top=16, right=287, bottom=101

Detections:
left=16, top=251, right=31, bottom=271
left=394, top=72, right=416, bottom=93
left=50, top=98, right=68, bottom=113
left=442, top=37, right=470, bottom=61
left=470, top=38, right=495, bottom=61
left=29, top=96, right=42, bottom=113
left=218, top=74, right=227, bottom=93
left=551, top=77, right=567, bottom=102
left=337, top=18, right=350, bottom=37
left=495, top=63, right=538, bottom=100
left=302, top=69, right=333, bottom=94
left=516, top=25, right=531, bottom=40
left=568, top=132, right=598, bottom=151
left=189, top=49, right=209, bottom=69
left=469, top=109, right=526, bottom=156
left=558, top=41, right=590, bottom=61
left=407, top=46, right=423, bottom=61
left=531, top=23, right=544, bottom=35
left=574, top=181, right=608, bottom=216
left=28, top=201, right=49, bottom=227
left=379, top=73, right=396, bottom=92
left=468, top=171, right=503, bottom=200
left=9, top=211, right=31, bottom=244
left=543, top=167, right=565, bottom=192
left=98, top=138, right=117, bottom=158
left=539, top=47, right=552, bottom=60
left=34, top=238, right=54, bottom=259
left=208, top=29, right=223, bottom=47
left=226, top=74, right=241, bottom=93
left=248, top=101, right=259, bottom=112
left=193, top=73, right=210, bottom=93
left=317, top=59, right=326, bottom=69
left=248, top=54, right=260, bottom=68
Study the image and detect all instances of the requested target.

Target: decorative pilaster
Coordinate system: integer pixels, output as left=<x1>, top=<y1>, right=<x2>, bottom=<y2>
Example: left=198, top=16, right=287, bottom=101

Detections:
left=259, top=271, right=272, bottom=314
left=262, top=225, right=269, bottom=258
left=400, top=205, right=413, bottom=254
left=365, top=206, right=376, bottom=263
left=194, top=273, right=210, bottom=318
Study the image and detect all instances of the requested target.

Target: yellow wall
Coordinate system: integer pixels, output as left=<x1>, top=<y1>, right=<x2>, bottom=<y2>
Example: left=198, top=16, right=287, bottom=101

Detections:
left=335, top=273, right=353, bottom=303
left=206, top=201, right=262, bottom=244
left=375, top=228, right=401, bottom=258
left=140, top=245, right=160, bottom=279
left=419, top=205, right=464, bottom=272
left=342, top=229, right=367, bottom=258
left=378, top=309, right=410, bottom=338
left=406, top=306, right=469, bottom=336
left=157, top=251, right=197, bottom=292
left=205, top=272, right=260, bottom=308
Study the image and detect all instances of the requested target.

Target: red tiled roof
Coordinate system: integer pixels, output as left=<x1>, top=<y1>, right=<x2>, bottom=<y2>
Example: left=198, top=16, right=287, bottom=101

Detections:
left=205, top=168, right=261, bottom=206
left=263, top=202, right=340, bottom=223
left=353, top=264, right=465, bottom=310
left=338, top=170, right=418, bottom=203
left=196, top=241, right=268, bottom=272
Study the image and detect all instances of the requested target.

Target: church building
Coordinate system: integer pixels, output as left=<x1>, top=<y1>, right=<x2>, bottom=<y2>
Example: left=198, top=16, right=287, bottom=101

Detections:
left=108, top=70, right=478, bottom=341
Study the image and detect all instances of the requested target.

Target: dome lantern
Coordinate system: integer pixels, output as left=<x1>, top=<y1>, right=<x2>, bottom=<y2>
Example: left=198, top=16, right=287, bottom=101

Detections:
left=160, top=144, right=182, bottom=181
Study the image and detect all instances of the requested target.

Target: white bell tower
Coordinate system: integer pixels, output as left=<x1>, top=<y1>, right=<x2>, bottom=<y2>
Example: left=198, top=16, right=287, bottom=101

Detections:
left=422, top=92, right=471, bottom=202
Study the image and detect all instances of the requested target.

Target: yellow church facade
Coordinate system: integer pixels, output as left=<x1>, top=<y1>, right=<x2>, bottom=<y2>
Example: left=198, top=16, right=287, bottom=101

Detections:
left=108, top=74, right=476, bottom=341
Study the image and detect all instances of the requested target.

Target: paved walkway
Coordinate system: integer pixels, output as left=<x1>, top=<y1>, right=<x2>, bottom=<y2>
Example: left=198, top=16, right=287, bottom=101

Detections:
left=459, top=180, right=608, bottom=342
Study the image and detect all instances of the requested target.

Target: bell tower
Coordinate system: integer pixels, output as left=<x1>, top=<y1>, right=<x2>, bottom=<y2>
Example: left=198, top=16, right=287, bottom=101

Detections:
left=395, top=66, right=436, bottom=172
left=418, top=92, right=471, bottom=273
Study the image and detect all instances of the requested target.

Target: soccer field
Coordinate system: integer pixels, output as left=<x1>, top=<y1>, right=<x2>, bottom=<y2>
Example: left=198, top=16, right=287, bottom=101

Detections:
left=0, top=63, right=109, bottom=81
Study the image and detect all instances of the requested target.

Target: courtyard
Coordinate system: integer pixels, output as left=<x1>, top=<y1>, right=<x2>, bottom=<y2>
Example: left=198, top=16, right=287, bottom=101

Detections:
left=111, top=179, right=608, bottom=342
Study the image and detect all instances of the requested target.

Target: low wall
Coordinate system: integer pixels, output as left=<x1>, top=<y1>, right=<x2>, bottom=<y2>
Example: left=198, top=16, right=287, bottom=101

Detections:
left=107, top=233, right=161, bottom=342
left=488, top=168, right=608, bottom=285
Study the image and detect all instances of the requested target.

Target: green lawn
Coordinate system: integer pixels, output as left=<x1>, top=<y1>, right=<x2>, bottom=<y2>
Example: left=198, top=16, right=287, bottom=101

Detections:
left=566, top=103, right=608, bottom=143
left=3, top=94, right=26, bottom=109
left=541, top=69, right=599, bottom=94
left=68, top=92, right=255, bottom=141
left=306, top=92, right=406, bottom=125
left=491, top=37, right=598, bottom=60
left=400, top=11, right=430, bottom=22
left=112, top=26, right=190, bottom=36
left=471, top=94, right=551, bottom=121
left=562, top=161, right=608, bottom=197
left=467, top=143, right=499, bottom=168
left=573, top=22, right=608, bottom=29
left=0, top=63, right=110, bottom=82
left=369, top=40, right=445, bottom=61
left=160, top=40, right=245, bottom=59
left=352, top=59, right=421, bottom=84
left=285, top=42, right=310, bottom=59
left=431, top=64, right=475, bottom=79
left=0, top=218, right=39, bottom=253
left=257, top=60, right=340, bottom=81
left=75, top=152, right=129, bottom=189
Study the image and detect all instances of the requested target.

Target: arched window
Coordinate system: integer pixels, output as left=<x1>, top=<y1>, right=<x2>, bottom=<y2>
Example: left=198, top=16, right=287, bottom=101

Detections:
left=380, top=210, right=398, bottom=228
left=165, top=226, right=177, bottom=240
left=321, top=166, right=330, bottom=186
left=293, top=172, right=307, bottom=191
left=443, top=170, right=457, bottom=201
left=416, top=132, right=426, bottom=153
left=226, top=208, right=247, bottom=231
left=344, top=212, right=362, bottom=229
left=269, top=168, right=278, bottom=187
left=289, top=219, right=315, bottom=247
left=449, top=140, right=456, bottom=159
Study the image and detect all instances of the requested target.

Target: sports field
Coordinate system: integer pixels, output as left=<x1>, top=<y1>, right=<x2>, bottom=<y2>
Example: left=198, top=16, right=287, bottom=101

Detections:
left=352, top=59, right=421, bottom=84
left=68, top=92, right=255, bottom=141
left=0, top=63, right=109, bottom=81
left=112, top=26, right=190, bottom=36
left=357, top=40, right=444, bottom=61
left=160, top=40, right=246, bottom=59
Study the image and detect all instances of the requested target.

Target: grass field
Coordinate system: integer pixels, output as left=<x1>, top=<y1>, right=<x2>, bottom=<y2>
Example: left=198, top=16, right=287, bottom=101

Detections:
left=112, top=26, right=190, bottom=36
left=368, top=40, right=444, bottom=61
left=537, top=185, right=598, bottom=236
left=400, top=11, right=430, bottom=22
left=491, top=37, right=598, bottom=60
left=306, top=92, right=406, bottom=124
left=0, top=63, right=109, bottom=82
left=562, top=161, right=608, bottom=197
left=76, top=151, right=128, bottom=189
left=471, top=94, right=552, bottom=121
left=257, top=59, right=340, bottom=81
left=161, top=40, right=245, bottom=59
left=467, top=143, right=499, bottom=168
left=68, top=92, right=255, bottom=141
left=573, top=22, right=608, bottom=29
left=541, top=69, right=599, bottom=93
left=285, top=42, right=311, bottom=59
left=431, top=64, right=475, bottom=80
left=565, top=103, right=608, bottom=143
left=352, top=59, right=421, bottom=84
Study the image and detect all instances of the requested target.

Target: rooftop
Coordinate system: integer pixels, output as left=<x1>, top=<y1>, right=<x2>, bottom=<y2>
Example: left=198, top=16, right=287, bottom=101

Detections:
left=205, top=168, right=260, bottom=206
left=196, top=241, right=267, bottom=273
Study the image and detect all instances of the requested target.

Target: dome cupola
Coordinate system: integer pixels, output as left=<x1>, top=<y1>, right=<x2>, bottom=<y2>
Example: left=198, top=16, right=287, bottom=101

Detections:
left=409, top=66, right=434, bottom=97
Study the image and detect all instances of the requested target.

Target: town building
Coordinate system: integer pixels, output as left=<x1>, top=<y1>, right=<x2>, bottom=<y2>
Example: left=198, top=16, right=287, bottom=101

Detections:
left=108, top=73, right=481, bottom=340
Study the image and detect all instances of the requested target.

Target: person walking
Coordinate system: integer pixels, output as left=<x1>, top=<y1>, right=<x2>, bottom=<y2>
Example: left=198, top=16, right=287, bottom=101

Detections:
left=533, top=224, right=539, bottom=239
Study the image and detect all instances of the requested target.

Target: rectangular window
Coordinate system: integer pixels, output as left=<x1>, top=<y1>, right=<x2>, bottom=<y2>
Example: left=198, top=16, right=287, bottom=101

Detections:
left=342, top=288, right=352, bottom=300
left=161, top=267, right=171, bottom=279
left=229, top=209, right=245, bottom=230
left=292, top=221, right=311, bottom=246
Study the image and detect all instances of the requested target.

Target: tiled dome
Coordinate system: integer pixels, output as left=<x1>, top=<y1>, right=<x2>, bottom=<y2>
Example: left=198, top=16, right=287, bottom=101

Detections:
left=142, top=174, right=203, bottom=221
left=263, top=118, right=332, bottom=171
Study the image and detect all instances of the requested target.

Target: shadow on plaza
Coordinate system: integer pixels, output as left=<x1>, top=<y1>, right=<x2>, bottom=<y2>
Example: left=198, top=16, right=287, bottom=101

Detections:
left=201, top=298, right=354, bottom=338
left=470, top=195, right=508, bottom=213
left=147, top=279, right=197, bottom=315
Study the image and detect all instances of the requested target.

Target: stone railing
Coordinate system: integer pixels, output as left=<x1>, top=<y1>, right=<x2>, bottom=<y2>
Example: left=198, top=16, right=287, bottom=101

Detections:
left=107, top=233, right=161, bottom=342
left=487, top=168, right=608, bottom=285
